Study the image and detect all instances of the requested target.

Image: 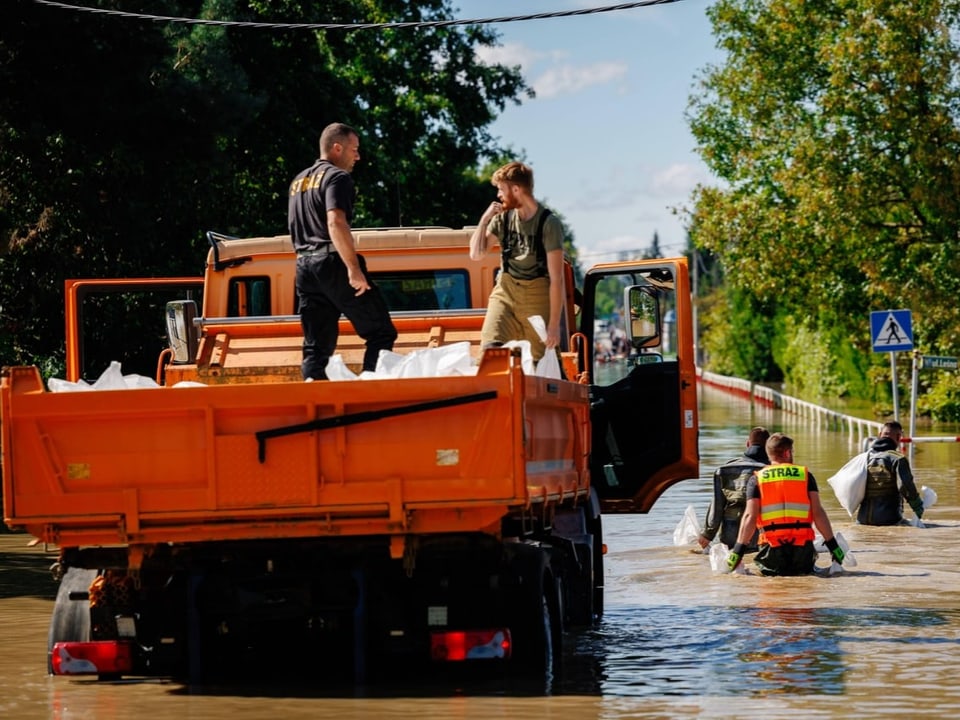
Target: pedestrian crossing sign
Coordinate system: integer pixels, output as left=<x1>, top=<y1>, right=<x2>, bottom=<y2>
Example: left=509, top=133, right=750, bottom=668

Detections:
left=871, top=309, right=913, bottom=352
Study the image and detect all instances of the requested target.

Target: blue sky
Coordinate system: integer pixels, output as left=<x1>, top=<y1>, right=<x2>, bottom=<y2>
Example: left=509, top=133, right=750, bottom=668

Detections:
left=453, top=0, right=722, bottom=264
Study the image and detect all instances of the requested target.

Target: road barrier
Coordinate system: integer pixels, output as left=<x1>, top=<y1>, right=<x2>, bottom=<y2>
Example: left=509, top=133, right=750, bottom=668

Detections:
left=699, top=370, right=882, bottom=445
left=699, top=369, right=960, bottom=463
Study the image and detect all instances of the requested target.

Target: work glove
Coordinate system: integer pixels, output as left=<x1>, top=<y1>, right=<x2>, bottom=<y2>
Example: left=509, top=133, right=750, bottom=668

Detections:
left=824, top=537, right=845, bottom=565
left=908, top=495, right=924, bottom=519
left=726, top=542, right=746, bottom=572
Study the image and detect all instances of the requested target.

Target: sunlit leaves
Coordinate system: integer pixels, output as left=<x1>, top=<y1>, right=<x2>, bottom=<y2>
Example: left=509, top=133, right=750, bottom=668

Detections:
left=687, top=0, right=960, bottom=406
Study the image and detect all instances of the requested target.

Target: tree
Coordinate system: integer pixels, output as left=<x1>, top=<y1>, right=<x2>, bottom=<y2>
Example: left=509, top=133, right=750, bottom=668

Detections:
left=641, top=230, right=663, bottom=260
left=686, top=0, right=960, bottom=410
left=0, top=0, right=532, bottom=375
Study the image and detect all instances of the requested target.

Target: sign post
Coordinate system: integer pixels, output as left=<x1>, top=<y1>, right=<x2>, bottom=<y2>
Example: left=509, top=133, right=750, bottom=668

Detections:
left=870, top=310, right=913, bottom=422
left=909, top=352, right=919, bottom=463
left=909, top=353, right=960, bottom=462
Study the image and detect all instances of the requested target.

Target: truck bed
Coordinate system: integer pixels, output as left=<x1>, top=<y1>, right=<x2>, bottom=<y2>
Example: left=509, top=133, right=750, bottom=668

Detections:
left=2, top=349, right=590, bottom=550
left=164, top=310, right=490, bottom=385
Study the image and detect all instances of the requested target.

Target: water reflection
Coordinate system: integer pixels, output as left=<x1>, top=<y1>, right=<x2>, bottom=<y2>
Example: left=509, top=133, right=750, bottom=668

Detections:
left=733, top=607, right=844, bottom=696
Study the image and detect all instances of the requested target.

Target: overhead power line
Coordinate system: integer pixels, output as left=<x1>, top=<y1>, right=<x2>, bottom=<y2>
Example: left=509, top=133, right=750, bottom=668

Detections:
left=32, top=0, right=684, bottom=31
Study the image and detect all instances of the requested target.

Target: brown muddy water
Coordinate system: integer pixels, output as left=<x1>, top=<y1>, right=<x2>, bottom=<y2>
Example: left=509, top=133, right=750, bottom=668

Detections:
left=1, top=382, right=958, bottom=718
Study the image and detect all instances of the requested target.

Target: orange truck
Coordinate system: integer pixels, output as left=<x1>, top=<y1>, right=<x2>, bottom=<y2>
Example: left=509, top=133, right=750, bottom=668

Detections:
left=1, top=227, right=698, bottom=684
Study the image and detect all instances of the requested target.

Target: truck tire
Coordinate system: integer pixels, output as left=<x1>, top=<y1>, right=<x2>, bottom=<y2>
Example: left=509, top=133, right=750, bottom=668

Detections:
left=509, top=545, right=562, bottom=679
left=565, top=538, right=594, bottom=626
left=47, top=567, right=97, bottom=674
left=590, top=516, right=604, bottom=619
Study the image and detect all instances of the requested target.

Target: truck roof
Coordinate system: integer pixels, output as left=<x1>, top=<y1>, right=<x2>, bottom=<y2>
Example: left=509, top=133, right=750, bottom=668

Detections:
left=208, top=227, right=478, bottom=265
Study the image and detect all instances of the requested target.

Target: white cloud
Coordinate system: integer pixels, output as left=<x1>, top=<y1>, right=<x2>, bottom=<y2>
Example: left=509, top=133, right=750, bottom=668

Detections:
left=475, top=42, right=564, bottom=70
left=563, top=161, right=711, bottom=215
left=476, top=41, right=626, bottom=100
left=577, top=233, right=652, bottom=262
left=649, top=162, right=712, bottom=198
left=532, top=61, right=628, bottom=99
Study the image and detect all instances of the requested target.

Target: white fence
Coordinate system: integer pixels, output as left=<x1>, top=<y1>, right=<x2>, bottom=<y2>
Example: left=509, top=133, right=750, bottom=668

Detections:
left=699, top=369, right=960, bottom=461
left=699, top=370, right=883, bottom=446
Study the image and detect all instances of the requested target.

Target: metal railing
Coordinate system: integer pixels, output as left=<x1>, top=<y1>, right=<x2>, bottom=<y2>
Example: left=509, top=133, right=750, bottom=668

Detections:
left=698, top=370, right=883, bottom=446
left=698, top=369, right=960, bottom=461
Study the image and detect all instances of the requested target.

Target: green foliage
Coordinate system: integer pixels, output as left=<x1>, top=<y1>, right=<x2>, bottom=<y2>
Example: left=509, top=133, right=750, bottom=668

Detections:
left=687, top=0, right=960, bottom=416
left=699, top=285, right=779, bottom=381
left=773, top=312, right=872, bottom=401
left=0, top=0, right=531, bottom=375
left=641, top=231, right=663, bottom=260
left=920, top=373, right=960, bottom=422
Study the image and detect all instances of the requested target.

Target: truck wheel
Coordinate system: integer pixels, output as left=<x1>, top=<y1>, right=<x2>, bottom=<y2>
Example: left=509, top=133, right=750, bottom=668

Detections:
left=590, top=517, right=604, bottom=619
left=565, top=539, right=594, bottom=626
left=47, top=567, right=97, bottom=674
left=510, top=547, right=562, bottom=679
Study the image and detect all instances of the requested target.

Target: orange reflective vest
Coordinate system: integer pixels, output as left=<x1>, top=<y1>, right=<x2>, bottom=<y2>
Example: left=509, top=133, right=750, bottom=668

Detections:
left=756, top=463, right=814, bottom=547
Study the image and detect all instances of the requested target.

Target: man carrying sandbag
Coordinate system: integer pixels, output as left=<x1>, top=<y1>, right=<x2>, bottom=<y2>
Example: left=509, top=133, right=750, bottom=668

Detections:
left=727, top=433, right=845, bottom=576
left=858, top=421, right=924, bottom=526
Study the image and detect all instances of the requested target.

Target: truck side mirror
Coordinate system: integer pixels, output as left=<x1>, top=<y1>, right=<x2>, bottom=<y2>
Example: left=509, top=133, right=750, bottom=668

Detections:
left=623, top=285, right=661, bottom=349
left=166, top=300, right=199, bottom=363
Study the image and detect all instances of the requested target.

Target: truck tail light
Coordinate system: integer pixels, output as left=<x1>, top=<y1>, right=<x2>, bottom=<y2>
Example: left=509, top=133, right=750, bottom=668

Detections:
left=50, top=641, right=133, bottom=676
left=430, top=629, right=511, bottom=662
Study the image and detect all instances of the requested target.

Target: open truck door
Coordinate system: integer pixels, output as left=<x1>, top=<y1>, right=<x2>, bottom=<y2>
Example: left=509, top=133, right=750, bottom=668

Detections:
left=580, top=258, right=699, bottom=513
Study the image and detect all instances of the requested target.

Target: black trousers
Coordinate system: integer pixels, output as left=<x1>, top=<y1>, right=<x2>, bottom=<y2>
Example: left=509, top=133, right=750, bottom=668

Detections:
left=296, top=253, right=397, bottom=380
left=753, top=541, right=817, bottom=576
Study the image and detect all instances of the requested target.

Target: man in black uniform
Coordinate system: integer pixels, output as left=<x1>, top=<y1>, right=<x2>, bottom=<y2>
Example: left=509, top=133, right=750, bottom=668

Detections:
left=288, top=122, right=397, bottom=380
left=697, top=426, right=769, bottom=551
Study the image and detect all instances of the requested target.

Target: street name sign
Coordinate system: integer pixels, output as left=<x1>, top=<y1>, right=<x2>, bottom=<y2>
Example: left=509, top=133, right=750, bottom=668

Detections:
left=920, top=355, right=959, bottom=370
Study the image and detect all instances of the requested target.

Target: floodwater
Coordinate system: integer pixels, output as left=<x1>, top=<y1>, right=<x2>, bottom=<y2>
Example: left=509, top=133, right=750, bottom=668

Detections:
left=2, top=382, right=959, bottom=718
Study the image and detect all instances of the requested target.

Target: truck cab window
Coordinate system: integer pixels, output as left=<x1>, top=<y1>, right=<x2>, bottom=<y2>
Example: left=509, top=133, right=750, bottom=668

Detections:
left=589, top=269, right=676, bottom=387
left=228, top=277, right=271, bottom=316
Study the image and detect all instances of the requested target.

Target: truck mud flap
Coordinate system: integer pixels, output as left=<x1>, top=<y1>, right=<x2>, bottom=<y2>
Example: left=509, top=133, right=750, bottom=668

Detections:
left=254, top=390, right=497, bottom=462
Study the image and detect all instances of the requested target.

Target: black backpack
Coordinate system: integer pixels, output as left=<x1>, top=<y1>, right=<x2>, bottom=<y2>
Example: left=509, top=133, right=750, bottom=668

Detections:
left=501, top=208, right=553, bottom=277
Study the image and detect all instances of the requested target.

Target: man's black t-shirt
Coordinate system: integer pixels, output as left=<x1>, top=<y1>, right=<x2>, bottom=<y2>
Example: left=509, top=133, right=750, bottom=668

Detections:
left=288, top=159, right=356, bottom=253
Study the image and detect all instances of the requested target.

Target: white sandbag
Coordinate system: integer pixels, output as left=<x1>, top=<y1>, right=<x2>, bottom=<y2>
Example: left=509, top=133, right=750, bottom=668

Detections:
left=502, top=339, right=536, bottom=376
left=47, top=377, right=93, bottom=392
left=51, top=344, right=482, bottom=392
left=334, top=344, right=478, bottom=381
left=907, top=486, right=937, bottom=528
left=529, top=315, right=562, bottom=379
left=395, top=342, right=476, bottom=378
left=709, top=542, right=728, bottom=573
left=48, top=360, right=160, bottom=392
left=827, top=451, right=869, bottom=517
left=325, top=354, right=359, bottom=381
left=709, top=543, right=746, bottom=574
left=814, top=531, right=857, bottom=568
left=673, top=504, right=702, bottom=547
left=528, top=315, right=548, bottom=340
left=535, top=349, right=562, bottom=378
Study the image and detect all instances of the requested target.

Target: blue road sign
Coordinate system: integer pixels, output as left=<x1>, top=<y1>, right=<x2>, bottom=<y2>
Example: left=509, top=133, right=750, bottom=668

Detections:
left=871, top=309, right=913, bottom=352
left=920, top=355, right=959, bottom=370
